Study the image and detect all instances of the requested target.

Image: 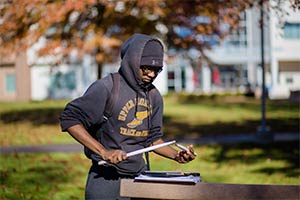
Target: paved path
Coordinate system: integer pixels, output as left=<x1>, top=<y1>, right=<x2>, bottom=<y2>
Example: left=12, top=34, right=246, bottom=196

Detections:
left=0, top=143, right=84, bottom=154
left=0, top=132, right=299, bottom=154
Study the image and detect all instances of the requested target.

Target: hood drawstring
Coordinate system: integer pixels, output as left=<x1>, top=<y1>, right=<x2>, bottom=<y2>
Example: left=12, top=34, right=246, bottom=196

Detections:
left=145, top=88, right=153, bottom=147
left=146, top=90, right=151, bottom=133
left=134, top=92, right=139, bottom=117
left=145, top=88, right=151, bottom=170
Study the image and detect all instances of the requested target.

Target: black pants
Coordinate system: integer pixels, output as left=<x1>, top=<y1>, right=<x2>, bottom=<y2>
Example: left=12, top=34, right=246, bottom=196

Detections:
left=85, top=164, right=135, bottom=200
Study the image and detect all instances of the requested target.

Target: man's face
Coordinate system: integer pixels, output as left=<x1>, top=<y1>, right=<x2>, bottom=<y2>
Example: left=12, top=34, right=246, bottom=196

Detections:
left=139, top=66, right=162, bottom=83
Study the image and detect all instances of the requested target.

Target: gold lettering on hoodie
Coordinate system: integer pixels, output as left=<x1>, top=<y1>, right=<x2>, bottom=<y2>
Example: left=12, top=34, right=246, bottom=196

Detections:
left=118, top=98, right=152, bottom=137
left=120, top=127, right=149, bottom=137
left=118, top=100, right=135, bottom=121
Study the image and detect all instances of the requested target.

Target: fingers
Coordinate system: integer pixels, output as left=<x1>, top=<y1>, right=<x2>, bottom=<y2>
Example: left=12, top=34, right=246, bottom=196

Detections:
left=176, top=143, right=197, bottom=156
left=175, top=150, right=190, bottom=163
left=187, top=144, right=197, bottom=156
left=175, top=144, right=197, bottom=164
left=104, top=150, right=127, bottom=164
left=113, top=151, right=127, bottom=163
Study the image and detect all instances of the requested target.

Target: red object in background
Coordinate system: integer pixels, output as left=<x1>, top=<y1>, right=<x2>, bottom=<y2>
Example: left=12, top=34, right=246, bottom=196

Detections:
left=212, top=68, right=221, bottom=85
left=193, top=70, right=199, bottom=87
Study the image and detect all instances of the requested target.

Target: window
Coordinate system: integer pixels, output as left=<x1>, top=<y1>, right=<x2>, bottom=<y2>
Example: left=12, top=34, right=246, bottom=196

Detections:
left=181, top=69, right=186, bottom=89
left=5, top=74, right=16, bottom=93
left=283, top=23, right=300, bottom=39
left=167, top=71, right=175, bottom=91
left=223, top=12, right=247, bottom=48
left=286, top=77, right=293, bottom=84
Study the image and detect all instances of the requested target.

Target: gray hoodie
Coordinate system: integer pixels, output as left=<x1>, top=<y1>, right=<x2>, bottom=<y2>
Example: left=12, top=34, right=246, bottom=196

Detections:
left=59, top=34, right=164, bottom=175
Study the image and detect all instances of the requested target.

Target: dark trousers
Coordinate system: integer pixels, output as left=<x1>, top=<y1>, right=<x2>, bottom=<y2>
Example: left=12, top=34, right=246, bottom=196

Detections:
left=85, top=164, right=135, bottom=200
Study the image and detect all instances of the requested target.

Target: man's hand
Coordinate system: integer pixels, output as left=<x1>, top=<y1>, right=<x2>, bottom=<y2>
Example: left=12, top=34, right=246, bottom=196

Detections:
left=102, top=149, right=127, bottom=164
left=174, top=144, right=197, bottom=163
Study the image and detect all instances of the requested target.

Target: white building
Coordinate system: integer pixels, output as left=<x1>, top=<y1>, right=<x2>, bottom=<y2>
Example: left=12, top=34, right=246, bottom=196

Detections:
left=27, top=38, right=98, bottom=100
left=268, top=2, right=300, bottom=99
left=28, top=1, right=300, bottom=100
left=1, top=1, right=298, bottom=101
left=167, top=2, right=300, bottom=99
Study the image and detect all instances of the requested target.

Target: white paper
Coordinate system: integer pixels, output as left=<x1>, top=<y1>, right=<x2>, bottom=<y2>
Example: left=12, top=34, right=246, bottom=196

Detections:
left=134, top=174, right=201, bottom=184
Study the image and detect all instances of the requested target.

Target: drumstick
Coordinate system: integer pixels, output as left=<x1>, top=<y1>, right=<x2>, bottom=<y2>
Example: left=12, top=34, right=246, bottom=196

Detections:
left=98, top=140, right=176, bottom=165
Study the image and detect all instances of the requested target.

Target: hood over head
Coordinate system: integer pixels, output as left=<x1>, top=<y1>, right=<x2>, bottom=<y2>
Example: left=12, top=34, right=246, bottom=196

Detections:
left=118, top=33, right=164, bottom=91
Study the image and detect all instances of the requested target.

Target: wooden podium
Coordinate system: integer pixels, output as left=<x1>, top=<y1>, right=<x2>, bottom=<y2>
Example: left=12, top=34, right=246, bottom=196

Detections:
left=120, top=179, right=300, bottom=200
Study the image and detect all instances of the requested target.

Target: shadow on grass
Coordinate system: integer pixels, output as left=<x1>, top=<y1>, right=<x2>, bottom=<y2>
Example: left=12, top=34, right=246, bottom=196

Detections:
left=161, top=112, right=299, bottom=179
left=163, top=115, right=299, bottom=138
left=208, top=141, right=300, bottom=178
left=1, top=108, right=298, bottom=136
left=1, top=104, right=299, bottom=180
left=0, top=108, right=63, bottom=125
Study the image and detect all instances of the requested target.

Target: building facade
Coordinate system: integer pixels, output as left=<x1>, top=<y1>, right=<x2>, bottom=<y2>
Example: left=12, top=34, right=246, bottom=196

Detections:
left=168, top=2, right=300, bottom=99
left=268, top=2, right=300, bottom=99
left=0, top=52, right=31, bottom=101
left=0, top=2, right=299, bottom=101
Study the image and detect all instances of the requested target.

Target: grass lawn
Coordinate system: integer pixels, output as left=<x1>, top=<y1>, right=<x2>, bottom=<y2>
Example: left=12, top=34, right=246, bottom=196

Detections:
left=0, top=96, right=299, bottom=199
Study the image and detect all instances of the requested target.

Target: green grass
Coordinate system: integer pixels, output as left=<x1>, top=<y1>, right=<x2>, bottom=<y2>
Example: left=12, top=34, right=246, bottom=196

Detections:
left=0, top=100, right=72, bottom=146
left=0, top=96, right=299, bottom=199
left=1, top=142, right=299, bottom=199
left=150, top=142, right=299, bottom=185
left=163, top=95, right=299, bottom=137
left=1, top=153, right=89, bottom=200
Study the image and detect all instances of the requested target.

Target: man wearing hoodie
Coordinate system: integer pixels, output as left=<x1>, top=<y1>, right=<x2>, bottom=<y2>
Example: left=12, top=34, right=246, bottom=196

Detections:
left=59, top=33, right=196, bottom=200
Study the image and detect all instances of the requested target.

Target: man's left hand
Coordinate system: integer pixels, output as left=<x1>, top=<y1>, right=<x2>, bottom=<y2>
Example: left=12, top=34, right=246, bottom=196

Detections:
left=175, top=145, right=197, bottom=163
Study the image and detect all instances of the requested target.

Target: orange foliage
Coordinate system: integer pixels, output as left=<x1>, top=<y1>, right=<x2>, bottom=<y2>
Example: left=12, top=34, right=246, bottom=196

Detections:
left=0, top=0, right=291, bottom=64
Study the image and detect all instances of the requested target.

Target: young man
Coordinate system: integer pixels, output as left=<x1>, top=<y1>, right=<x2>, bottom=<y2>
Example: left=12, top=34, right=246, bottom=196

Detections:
left=59, top=33, right=196, bottom=200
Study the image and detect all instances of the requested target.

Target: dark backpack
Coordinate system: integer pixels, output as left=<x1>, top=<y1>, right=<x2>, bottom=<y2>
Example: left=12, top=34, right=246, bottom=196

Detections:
left=102, top=73, right=121, bottom=121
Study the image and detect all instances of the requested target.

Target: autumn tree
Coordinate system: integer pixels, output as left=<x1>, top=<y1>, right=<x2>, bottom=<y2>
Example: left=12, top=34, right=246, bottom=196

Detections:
left=0, top=0, right=298, bottom=78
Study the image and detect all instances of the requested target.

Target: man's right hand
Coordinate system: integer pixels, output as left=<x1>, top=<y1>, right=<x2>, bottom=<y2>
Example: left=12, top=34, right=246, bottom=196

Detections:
left=102, top=149, right=127, bottom=164
left=67, top=124, right=128, bottom=164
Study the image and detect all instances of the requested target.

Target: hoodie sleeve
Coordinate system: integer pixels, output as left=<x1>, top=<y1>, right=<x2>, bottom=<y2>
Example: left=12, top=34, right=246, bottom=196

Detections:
left=148, top=89, right=164, bottom=144
left=59, top=79, right=109, bottom=132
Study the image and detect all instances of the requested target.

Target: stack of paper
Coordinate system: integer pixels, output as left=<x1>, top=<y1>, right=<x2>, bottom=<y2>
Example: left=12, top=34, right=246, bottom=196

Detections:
left=134, top=171, right=201, bottom=184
